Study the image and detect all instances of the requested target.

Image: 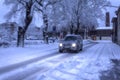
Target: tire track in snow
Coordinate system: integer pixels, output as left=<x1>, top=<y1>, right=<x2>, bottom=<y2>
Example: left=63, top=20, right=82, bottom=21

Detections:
left=0, top=53, right=71, bottom=80
left=35, top=41, right=117, bottom=80
left=80, top=42, right=115, bottom=80
left=69, top=43, right=108, bottom=80
left=0, top=42, right=96, bottom=74
left=109, top=43, right=119, bottom=59
left=43, top=43, right=101, bottom=80
left=1, top=52, right=81, bottom=80
left=0, top=42, right=97, bottom=80
left=0, top=49, right=58, bottom=74
left=24, top=43, right=98, bottom=80
left=107, top=43, right=116, bottom=59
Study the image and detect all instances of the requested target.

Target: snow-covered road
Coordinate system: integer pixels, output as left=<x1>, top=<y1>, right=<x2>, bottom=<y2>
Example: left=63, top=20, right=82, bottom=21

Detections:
left=36, top=40, right=120, bottom=80
left=0, top=40, right=120, bottom=80
left=0, top=40, right=95, bottom=80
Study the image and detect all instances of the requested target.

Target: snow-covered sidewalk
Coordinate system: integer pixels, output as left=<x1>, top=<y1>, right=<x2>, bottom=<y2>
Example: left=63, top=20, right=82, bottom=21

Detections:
left=0, top=42, right=58, bottom=68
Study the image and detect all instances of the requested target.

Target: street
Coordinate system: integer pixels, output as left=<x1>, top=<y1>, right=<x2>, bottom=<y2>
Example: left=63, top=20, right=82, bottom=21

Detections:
left=0, top=40, right=120, bottom=80
left=38, top=40, right=120, bottom=80
left=0, top=0, right=120, bottom=80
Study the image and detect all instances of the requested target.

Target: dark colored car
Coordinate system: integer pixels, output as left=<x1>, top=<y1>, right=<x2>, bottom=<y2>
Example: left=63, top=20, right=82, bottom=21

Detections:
left=59, top=34, right=83, bottom=53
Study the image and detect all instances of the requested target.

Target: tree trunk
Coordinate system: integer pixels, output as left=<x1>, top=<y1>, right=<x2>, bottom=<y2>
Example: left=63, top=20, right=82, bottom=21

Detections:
left=17, top=1, right=33, bottom=47
left=75, top=22, right=80, bottom=34
left=17, top=27, right=25, bottom=47
left=43, top=14, right=49, bottom=44
left=70, top=24, right=74, bottom=34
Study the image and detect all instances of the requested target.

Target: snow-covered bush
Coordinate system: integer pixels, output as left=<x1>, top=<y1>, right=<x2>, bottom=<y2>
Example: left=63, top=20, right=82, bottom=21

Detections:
left=0, top=22, right=18, bottom=47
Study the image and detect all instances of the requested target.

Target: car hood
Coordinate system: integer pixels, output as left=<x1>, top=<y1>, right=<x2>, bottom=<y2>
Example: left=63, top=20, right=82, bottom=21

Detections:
left=60, top=40, right=77, bottom=44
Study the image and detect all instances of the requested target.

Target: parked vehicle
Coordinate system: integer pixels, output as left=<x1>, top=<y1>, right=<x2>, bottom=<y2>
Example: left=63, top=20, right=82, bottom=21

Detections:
left=59, top=34, right=83, bottom=53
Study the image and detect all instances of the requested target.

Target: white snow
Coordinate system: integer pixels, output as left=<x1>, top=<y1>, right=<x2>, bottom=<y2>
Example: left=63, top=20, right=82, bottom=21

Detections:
left=0, top=42, right=58, bottom=68
left=0, top=40, right=89, bottom=68
left=0, top=40, right=120, bottom=80
left=96, top=26, right=113, bottom=30
left=36, top=40, right=120, bottom=80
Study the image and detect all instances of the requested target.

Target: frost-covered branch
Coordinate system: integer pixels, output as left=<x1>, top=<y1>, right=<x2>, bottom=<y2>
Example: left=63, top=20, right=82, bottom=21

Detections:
left=17, top=0, right=26, bottom=7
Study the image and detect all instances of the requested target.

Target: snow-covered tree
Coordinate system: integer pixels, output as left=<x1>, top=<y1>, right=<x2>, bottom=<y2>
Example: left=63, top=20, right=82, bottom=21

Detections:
left=46, top=0, right=110, bottom=34
left=0, top=22, right=18, bottom=43
left=35, top=0, right=61, bottom=43
left=4, top=0, right=37, bottom=47
left=4, top=0, right=61, bottom=46
left=4, top=0, right=110, bottom=46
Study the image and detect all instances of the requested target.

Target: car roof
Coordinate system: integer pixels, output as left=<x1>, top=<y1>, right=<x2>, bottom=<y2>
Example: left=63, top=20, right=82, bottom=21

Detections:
left=65, top=34, right=82, bottom=39
left=66, top=34, right=81, bottom=37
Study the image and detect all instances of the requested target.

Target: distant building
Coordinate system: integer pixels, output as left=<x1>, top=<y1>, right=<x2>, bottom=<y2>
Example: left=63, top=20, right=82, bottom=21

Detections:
left=112, top=17, right=117, bottom=43
left=112, top=7, right=120, bottom=45
left=0, top=22, right=18, bottom=41
left=89, top=27, right=113, bottom=40
left=115, top=7, right=120, bottom=45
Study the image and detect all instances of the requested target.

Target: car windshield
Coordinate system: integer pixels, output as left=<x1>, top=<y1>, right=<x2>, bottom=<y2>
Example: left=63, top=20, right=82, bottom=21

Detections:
left=64, top=36, right=77, bottom=41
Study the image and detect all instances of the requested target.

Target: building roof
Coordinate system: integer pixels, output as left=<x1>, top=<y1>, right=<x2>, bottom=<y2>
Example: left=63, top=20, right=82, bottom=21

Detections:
left=96, top=27, right=113, bottom=30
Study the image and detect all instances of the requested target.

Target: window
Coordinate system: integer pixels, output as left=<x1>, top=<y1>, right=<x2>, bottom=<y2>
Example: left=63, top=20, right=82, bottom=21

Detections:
left=64, top=36, right=77, bottom=41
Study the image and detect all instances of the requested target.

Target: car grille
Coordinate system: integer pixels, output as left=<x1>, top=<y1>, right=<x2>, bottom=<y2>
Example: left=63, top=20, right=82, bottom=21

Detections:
left=64, top=44, right=71, bottom=47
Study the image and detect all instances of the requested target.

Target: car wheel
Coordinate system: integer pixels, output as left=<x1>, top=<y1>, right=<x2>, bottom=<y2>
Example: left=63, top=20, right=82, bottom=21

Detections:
left=59, top=50, right=63, bottom=53
left=80, top=44, right=83, bottom=51
left=75, top=47, right=79, bottom=53
left=80, top=47, right=82, bottom=51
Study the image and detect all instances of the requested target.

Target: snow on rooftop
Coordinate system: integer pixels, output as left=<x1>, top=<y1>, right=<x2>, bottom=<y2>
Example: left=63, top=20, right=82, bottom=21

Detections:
left=96, top=26, right=113, bottom=30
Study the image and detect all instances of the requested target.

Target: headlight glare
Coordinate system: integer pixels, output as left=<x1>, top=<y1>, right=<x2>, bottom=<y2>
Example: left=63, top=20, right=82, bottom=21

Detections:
left=72, top=43, right=76, bottom=47
left=59, top=43, right=63, bottom=47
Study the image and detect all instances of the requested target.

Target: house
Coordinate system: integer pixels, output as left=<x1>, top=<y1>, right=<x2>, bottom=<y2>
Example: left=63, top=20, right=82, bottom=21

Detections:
left=89, top=27, right=113, bottom=40
left=114, top=7, right=120, bottom=45
left=0, top=22, right=18, bottom=41
left=112, top=17, right=118, bottom=43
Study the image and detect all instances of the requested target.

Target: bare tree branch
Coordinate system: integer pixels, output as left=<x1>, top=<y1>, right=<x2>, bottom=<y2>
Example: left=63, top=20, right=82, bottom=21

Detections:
left=34, top=6, right=43, bottom=13
left=17, top=0, right=26, bottom=7
left=35, top=0, right=43, bottom=7
left=13, top=6, right=24, bottom=13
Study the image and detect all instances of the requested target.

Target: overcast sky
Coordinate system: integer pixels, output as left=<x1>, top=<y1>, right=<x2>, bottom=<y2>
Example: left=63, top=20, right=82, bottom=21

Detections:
left=107, top=0, right=120, bottom=17
left=0, top=0, right=120, bottom=26
left=98, top=0, right=120, bottom=27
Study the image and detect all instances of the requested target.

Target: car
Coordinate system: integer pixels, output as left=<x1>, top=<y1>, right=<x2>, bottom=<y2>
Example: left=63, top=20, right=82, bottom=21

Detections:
left=59, top=34, right=83, bottom=53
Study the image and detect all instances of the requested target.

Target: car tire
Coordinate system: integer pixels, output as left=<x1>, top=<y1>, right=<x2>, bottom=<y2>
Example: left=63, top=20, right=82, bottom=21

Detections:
left=59, top=50, right=63, bottom=53
left=80, top=44, right=83, bottom=51
left=75, top=46, right=79, bottom=53
left=80, top=47, right=82, bottom=51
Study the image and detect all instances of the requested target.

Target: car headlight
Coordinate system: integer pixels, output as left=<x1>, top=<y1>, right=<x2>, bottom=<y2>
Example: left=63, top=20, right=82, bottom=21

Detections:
left=72, top=43, right=76, bottom=47
left=59, top=43, right=63, bottom=47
